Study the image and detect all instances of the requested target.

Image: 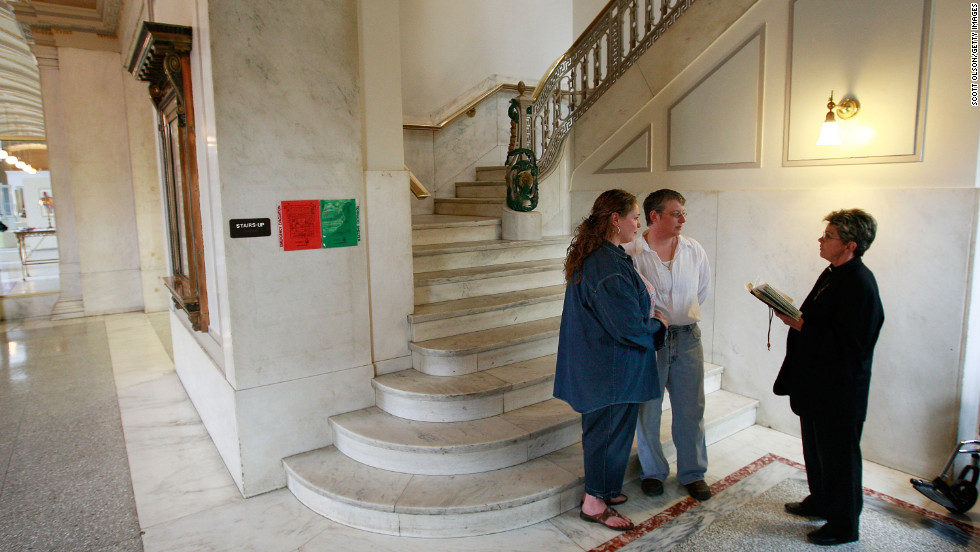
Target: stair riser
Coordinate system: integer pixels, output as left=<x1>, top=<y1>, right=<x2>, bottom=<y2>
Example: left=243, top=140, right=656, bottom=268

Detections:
left=376, top=378, right=554, bottom=423
left=287, top=475, right=566, bottom=538
left=375, top=368, right=718, bottom=423
left=455, top=184, right=506, bottom=198
left=412, top=335, right=558, bottom=376
left=476, top=167, right=506, bottom=181
left=412, top=224, right=500, bottom=246
left=331, top=421, right=579, bottom=476
left=434, top=201, right=503, bottom=217
left=415, top=269, right=565, bottom=305
left=414, top=243, right=568, bottom=272
left=410, top=298, right=563, bottom=342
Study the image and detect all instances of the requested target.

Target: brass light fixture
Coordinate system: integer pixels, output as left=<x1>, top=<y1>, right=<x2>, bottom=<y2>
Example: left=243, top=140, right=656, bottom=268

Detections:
left=816, top=90, right=860, bottom=146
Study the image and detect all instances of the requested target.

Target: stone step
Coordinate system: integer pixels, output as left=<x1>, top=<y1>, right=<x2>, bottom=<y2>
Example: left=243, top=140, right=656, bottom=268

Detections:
left=414, top=258, right=565, bottom=305
left=455, top=181, right=506, bottom=198
left=409, top=285, right=565, bottom=342
left=412, top=236, right=570, bottom=273
left=374, top=355, right=559, bottom=422
left=330, top=398, right=580, bottom=476
left=284, top=390, right=759, bottom=538
left=409, top=316, right=560, bottom=376
left=374, top=357, right=724, bottom=423
left=476, top=166, right=507, bottom=181
left=411, top=214, right=501, bottom=246
left=50, top=299, right=85, bottom=321
left=434, top=197, right=504, bottom=217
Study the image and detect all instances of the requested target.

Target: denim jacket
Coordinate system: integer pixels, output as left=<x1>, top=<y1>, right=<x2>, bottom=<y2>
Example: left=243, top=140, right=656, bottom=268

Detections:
left=554, top=241, right=666, bottom=413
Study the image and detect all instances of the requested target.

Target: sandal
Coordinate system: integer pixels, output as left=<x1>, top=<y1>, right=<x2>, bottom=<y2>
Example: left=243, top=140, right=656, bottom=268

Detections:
left=606, top=494, right=628, bottom=505
left=579, top=505, right=635, bottom=531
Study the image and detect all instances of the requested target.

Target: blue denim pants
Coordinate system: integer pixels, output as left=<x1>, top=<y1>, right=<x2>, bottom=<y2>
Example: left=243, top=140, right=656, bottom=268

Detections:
left=636, top=323, right=707, bottom=484
left=581, top=402, right=640, bottom=500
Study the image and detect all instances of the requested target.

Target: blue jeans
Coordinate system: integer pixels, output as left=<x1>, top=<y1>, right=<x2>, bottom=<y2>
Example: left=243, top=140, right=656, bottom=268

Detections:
left=581, top=403, right=640, bottom=500
left=636, top=323, right=707, bottom=484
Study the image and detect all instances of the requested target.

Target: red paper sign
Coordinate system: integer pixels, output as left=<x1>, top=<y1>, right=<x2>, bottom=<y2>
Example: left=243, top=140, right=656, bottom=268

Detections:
left=278, top=200, right=321, bottom=251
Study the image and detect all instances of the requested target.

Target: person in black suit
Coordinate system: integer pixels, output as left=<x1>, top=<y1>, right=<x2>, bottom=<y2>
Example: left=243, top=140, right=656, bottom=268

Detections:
left=773, top=208, right=885, bottom=546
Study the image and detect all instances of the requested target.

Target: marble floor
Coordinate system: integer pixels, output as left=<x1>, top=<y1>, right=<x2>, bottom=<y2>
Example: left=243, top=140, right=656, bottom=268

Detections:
left=0, top=246, right=59, bottom=296
left=0, top=312, right=977, bottom=552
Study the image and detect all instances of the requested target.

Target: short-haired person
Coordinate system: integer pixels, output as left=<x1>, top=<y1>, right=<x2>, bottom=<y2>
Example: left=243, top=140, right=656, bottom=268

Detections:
left=554, top=189, right=667, bottom=531
left=624, top=189, right=713, bottom=501
left=773, top=209, right=884, bottom=546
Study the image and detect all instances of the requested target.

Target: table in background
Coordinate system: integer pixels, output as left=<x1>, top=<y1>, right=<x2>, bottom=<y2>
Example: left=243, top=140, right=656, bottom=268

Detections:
left=14, top=228, right=57, bottom=279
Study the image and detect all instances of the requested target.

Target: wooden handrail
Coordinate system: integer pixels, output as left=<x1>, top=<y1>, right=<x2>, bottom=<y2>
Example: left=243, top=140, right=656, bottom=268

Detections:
left=403, top=82, right=531, bottom=131
left=407, top=167, right=430, bottom=199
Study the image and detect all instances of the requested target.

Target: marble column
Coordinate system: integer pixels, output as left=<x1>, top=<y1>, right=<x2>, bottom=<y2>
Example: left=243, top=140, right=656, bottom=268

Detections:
left=33, top=44, right=83, bottom=312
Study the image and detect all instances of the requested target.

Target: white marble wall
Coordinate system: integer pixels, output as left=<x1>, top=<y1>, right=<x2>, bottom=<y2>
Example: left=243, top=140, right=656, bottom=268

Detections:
left=713, top=189, right=974, bottom=478
left=399, top=0, right=571, bottom=122
left=405, top=90, right=514, bottom=214
left=113, top=0, right=385, bottom=496
left=122, top=71, right=169, bottom=313
left=564, top=0, right=980, bottom=477
left=34, top=49, right=83, bottom=304
left=58, top=48, right=144, bottom=316
left=360, top=0, right=415, bottom=374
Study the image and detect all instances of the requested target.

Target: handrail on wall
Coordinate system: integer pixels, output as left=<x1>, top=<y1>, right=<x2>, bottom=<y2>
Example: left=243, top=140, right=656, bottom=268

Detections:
left=407, top=167, right=431, bottom=199
left=403, top=82, right=534, bottom=198
left=403, top=82, right=532, bottom=132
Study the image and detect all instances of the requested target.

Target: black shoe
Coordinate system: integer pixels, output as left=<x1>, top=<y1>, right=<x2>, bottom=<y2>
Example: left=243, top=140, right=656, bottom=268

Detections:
left=806, top=524, right=858, bottom=546
left=684, top=480, right=712, bottom=501
left=641, top=478, right=664, bottom=496
left=784, top=501, right=826, bottom=519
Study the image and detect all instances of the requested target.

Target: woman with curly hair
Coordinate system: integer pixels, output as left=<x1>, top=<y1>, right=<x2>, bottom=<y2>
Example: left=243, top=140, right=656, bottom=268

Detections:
left=554, top=189, right=667, bottom=531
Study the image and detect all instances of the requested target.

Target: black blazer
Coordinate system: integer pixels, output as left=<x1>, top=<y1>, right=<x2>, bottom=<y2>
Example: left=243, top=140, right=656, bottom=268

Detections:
left=773, top=257, right=884, bottom=421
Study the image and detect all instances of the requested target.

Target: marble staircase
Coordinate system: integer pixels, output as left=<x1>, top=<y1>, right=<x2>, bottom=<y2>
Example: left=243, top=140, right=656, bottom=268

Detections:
left=284, top=166, right=759, bottom=537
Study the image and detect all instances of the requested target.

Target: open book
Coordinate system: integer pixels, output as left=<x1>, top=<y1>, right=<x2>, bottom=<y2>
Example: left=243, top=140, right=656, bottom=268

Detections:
left=746, top=281, right=802, bottom=321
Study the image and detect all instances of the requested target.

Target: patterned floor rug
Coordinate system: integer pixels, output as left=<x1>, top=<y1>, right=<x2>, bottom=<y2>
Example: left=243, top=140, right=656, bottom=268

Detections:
left=591, top=454, right=978, bottom=552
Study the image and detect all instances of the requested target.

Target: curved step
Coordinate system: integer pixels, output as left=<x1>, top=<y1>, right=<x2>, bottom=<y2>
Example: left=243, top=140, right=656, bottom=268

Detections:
left=330, top=399, right=579, bottom=475
left=409, top=285, right=565, bottom=341
left=283, top=445, right=580, bottom=538
left=414, top=258, right=565, bottom=305
left=408, top=316, right=560, bottom=376
left=373, top=354, right=557, bottom=422
left=374, top=358, right=724, bottom=423
left=285, top=390, right=760, bottom=538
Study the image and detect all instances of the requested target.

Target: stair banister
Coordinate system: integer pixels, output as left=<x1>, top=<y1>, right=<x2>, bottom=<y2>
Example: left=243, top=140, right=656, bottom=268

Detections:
left=509, top=0, right=696, bottom=185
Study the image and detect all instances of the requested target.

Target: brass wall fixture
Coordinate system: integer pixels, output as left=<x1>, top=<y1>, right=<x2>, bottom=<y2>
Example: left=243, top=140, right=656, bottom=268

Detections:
left=816, top=90, right=860, bottom=146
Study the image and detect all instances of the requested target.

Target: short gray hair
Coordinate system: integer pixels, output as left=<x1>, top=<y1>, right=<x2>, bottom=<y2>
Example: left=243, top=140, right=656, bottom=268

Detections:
left=824, top=208, right=877, bottom=256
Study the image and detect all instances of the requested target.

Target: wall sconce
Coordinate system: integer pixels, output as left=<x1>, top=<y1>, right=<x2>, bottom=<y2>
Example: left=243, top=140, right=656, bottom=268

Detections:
left=816, top=90, right=860, bottom=146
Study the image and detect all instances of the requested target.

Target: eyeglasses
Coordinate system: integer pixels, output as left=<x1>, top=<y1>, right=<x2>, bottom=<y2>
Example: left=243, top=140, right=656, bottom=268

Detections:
left=659, top=210, right=687, bottom=218
left=820, top=232, right=843, bottom=241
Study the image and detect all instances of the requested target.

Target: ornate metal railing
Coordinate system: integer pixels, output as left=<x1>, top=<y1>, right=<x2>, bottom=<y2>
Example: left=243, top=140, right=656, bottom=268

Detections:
left=507, top=0, right=695, bottom=199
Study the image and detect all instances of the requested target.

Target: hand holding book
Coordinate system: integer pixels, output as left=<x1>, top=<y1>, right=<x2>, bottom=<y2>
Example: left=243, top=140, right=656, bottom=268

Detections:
left=746, top=281, right=802, bottom=320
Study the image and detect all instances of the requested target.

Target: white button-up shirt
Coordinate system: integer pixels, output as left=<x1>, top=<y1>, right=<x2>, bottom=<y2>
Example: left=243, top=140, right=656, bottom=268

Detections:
left=624, top=233, right=710, bottom=325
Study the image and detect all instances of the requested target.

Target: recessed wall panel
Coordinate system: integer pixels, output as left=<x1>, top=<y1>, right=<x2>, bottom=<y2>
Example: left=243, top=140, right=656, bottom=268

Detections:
left=669, top=33, right=763, bottom=169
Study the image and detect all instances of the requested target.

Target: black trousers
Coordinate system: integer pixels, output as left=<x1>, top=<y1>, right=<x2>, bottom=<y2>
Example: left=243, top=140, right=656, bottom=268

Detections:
left=799, top=414, right=864, bottom=537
